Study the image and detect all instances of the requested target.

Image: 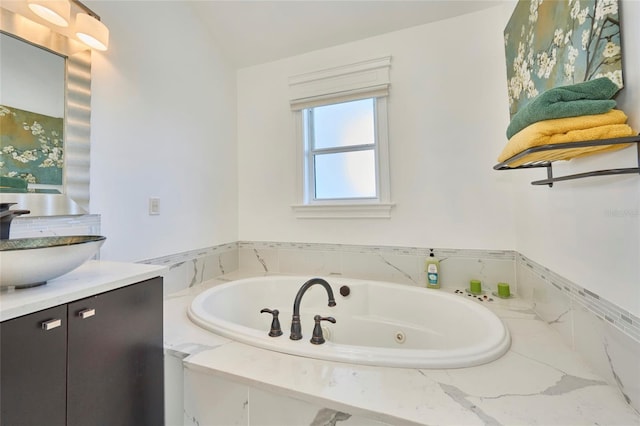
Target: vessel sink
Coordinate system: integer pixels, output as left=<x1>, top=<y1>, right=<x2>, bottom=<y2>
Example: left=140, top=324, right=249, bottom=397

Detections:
left=0, top=235, right=106, bottom=288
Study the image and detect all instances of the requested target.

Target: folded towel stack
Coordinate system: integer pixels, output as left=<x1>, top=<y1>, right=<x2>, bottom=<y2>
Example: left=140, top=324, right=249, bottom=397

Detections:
left=499, top=110, right=635, bottom=167
left=499, top=78, right=635, bottom=167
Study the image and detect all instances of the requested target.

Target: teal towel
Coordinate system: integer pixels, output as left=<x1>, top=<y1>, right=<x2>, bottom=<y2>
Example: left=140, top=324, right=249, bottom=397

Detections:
left=507, top=77, right=619, bottom=139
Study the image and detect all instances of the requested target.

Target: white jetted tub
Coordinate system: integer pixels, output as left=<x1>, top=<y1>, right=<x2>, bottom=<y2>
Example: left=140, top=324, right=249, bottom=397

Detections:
left=188, top=276, right=511, bottom=368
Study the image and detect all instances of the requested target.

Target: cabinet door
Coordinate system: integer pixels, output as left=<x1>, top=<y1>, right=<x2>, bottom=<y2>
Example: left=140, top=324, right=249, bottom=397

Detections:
left=66, top=277, right=164, bottom=426
left=0, top=305, right=68, bottom=426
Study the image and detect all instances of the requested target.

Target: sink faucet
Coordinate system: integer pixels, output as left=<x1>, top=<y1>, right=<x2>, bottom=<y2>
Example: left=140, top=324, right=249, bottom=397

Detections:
left=290, top=278, right=336, bottom=340
left=0, top=203, right=30, bottom=239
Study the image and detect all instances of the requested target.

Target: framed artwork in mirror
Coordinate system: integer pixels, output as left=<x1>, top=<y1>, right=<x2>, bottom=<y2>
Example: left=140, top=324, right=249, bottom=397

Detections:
left=1, top=105, right=64, bottom=188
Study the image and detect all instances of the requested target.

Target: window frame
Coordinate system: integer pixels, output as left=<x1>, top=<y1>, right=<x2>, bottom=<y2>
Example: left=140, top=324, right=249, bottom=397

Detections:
left=289, top=56, right=394, bottom=219
left=293, top=95, right=392, bottom=218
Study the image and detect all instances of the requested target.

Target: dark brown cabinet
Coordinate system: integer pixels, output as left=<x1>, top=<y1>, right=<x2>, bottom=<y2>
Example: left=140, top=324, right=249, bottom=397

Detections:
left=1, top=277, right=164, bottom=426
left=0, top=304, right=68, bottom=425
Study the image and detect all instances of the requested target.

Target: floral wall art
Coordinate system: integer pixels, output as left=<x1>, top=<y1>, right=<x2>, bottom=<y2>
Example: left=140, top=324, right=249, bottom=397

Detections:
left=0, top=105, right=63, bottom=186
left=504, top=0, right=623, bottom=118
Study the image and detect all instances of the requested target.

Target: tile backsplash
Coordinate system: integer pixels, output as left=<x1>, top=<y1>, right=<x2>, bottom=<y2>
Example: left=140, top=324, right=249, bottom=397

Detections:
left=237, top=241, right=516, bottom=293
left=517, top=252, right=640, bottom=343
left=10, top=214, right=101, bottom=238
left=516, top=253, right=640, bottom=412
left=140, top=243, right=239, bottom=295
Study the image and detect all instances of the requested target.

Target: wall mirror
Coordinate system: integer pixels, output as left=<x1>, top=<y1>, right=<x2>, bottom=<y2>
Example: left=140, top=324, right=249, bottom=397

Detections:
left=0, top=5, right=91, bottom=216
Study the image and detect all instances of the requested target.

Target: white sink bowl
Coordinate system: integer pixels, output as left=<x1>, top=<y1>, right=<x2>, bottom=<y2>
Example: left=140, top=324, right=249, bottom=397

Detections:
left=0, top=236, right=106, bottom=288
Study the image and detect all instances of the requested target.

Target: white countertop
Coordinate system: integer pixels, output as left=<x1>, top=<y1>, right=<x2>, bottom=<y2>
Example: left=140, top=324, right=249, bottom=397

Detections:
left=0, top=260, right=166, bottom=322
left=165, top=272, right=640, bottom=426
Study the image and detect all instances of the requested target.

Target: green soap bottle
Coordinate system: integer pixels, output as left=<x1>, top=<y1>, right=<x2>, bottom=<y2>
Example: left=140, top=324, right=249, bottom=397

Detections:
left=425, top=249, right=440, bottom=289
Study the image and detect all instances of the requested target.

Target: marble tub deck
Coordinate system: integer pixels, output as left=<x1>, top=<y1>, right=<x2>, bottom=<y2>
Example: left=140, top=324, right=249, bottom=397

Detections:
left=164, top=272, right=640, bottom=426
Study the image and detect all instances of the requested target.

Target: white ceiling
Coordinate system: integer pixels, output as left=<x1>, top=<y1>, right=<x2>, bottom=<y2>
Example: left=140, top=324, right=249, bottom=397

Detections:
left=188, top=1, right=502, bottom=68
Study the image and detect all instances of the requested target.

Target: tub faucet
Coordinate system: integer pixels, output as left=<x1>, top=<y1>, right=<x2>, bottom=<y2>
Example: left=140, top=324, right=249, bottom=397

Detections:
left=290, top=278, right=336, bottom=340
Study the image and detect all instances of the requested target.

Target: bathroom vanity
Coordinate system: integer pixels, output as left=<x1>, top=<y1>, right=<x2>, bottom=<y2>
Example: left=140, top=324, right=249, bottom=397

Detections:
left=0, top=261, right=165, bottom=426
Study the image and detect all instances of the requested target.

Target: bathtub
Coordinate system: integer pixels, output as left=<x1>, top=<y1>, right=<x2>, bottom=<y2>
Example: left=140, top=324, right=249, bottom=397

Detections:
left=188, top=275, right=511, bottom=368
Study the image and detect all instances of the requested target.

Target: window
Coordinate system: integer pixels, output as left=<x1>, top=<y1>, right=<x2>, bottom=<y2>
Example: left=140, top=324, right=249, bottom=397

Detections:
left=305, top=98, right=377, bottom=201
left=289, top=57, right=393, bottom=218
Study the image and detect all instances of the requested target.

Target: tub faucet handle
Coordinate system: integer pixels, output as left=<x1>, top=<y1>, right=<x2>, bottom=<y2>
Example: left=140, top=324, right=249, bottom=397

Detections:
left=260, top=308, right=283, bottom=337
left=310, top=315, right=336, bottom=345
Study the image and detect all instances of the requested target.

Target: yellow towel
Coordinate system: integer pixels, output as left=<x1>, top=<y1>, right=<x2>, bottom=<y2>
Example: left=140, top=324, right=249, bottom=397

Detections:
left=498, top=110, right=635, bottom=167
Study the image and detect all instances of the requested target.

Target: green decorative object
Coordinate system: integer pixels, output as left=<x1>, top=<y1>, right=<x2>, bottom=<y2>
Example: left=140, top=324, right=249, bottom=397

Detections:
left=497, top=282, right=511, bottom=298
left=504, top=0, right=623, bottom=118
left=469, top=279, right=482, bottom=294
left=0, top=104, right=63, bottom=186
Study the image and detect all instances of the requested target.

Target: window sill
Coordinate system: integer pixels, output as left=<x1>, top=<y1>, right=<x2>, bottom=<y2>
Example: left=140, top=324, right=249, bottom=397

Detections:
left=292, top=203, right=395, bottom=219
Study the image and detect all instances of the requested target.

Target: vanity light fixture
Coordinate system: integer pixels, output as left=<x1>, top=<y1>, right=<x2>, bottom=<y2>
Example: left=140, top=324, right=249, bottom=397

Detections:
left=25, top=0, right=110, bottom=51
left=74, top=11, right=108, bottom=51
left=27, top=0, right=71, bottom=27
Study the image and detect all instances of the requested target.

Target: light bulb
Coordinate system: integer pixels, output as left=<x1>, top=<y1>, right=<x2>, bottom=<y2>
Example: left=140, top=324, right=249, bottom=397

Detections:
left=28, top=0, right=71, bottom=27
left=75, top=12, right=109, bottom=51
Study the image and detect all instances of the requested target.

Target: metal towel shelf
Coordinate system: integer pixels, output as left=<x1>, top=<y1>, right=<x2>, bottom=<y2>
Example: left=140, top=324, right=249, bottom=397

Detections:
left=493, top=135, right=640, bottom=187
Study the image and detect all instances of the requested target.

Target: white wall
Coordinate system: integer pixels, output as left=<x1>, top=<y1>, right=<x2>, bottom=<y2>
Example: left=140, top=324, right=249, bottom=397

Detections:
left=237, top=7, right=516, bottom=250
left=509, top=1, right=640, bottom=316
left=89, top=1, right=238, bottom=261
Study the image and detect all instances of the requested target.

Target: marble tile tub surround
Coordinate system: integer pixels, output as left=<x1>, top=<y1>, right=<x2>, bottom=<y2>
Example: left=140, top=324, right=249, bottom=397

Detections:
left=156, top=240, right=640, bottom=418
left=140, top=242, right=239, bottom=296
left=142, top=240, right=516, bottom=297
left=517, top=253, right=640, bottom=413
left=166, top=272, right=640, bottom=426
left=238, top=242, right=639, bottom=344
left=184, top=367, right=393, bottom=426
left=141, top=239, right=638, bottom=348
left=237, top=241, right=517, bottom=293
left=517, top=252, right=640, bottom=342
left=150, top=242, right=638, bottom=347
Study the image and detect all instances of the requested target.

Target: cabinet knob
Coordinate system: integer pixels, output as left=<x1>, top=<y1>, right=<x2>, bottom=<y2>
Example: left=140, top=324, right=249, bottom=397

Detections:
left=41, top=319, right=62, bottom=330
left=78, top=308, right=96, bottom=319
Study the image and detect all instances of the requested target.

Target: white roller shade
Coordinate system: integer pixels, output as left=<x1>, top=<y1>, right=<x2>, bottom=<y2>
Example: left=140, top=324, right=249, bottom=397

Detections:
left=289, top=56, right=391, bottom=110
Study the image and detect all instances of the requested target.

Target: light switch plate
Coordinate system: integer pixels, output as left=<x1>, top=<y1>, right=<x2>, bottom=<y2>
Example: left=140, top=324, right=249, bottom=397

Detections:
left=149, top=197, right=160, bottom=215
